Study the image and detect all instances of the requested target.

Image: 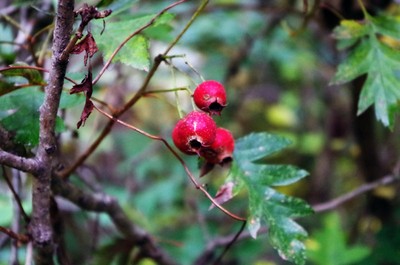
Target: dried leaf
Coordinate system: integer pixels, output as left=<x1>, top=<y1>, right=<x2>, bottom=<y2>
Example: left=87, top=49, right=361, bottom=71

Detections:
left=70, top=71, right=93, bottom=97
left=71, top=33, right=99, bottom=66
left=209, top=181, right=235, bottom=210
left=77, top=98, right=94, bottom=128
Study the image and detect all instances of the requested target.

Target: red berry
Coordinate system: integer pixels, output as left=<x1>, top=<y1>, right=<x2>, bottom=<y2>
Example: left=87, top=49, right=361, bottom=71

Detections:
left=172, top=111, right=217, bottom=155
left=193, top=80, right=227, bottom=115
left=200, top=127, right=235, bottom=165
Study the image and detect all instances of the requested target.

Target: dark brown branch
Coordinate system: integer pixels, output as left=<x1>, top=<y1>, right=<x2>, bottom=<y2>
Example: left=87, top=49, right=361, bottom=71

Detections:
left=30, top=0, right=75, bottom=264
left=52, top=177, right=178, bottom=265
left=1, top=166, right=30, bottom=224
left=0, top=226, right=30, bottom=244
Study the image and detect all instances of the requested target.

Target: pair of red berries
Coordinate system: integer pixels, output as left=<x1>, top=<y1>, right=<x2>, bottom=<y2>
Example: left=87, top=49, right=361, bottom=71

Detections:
left=172, top=80, right=234, bottom=166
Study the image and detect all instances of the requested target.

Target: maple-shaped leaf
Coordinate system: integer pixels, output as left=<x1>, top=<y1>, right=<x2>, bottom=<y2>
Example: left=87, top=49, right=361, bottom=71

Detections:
left=217, top=133, right=313, bottom=265
left=71, top=32, right=99, bottom=66
left=331, top=14, right=400, bottom=128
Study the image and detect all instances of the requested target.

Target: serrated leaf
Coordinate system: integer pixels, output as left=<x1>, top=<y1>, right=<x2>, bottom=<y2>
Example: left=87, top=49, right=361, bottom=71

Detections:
left=235, top=132, right=292, bottom=162
left=330, top=40, right=371, bottom=85
left=92, top=13, right=174, bottom=71
left=231, top=132, right=313, bottom=264
left=332, top=13, right=400, bottom=128
left=370, top=15, right=400, bottom=40
left=307, top=213, right=371, bottom=265
left=239, top=163, right=308, bottom=186
left=333, top=20, right=370, bottom=39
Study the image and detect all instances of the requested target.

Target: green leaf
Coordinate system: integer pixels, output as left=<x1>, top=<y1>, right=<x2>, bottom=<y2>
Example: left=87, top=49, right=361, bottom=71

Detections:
left=331, top=13, right=400, bottom=128
left=92, top=13, right=174, bottom=71
left=330, top=40, right=370, bottom=85
left=2, top=62, right=45, bottom=85
left=229, top=132, right=313, bottom=265
left=332, top=20, right=370, bottom=40
left=235, top=132, right=292, bottom=162
left=59, top=89, right=85, bottom=109
left=0, top=63, right=46, bottom=97
left=370, top=15, right=400, bottom=40
left=0, top=87, right=66, bottom=146
left=307, top=213, right=371, bottom=265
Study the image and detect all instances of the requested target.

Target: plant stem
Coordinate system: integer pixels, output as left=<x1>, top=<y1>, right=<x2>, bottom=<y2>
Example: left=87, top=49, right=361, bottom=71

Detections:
left=94, top=105, right=246, bottom=222
left=92, top=0, right=189, bottom=85
left=61, top=0, right=209, bottom=179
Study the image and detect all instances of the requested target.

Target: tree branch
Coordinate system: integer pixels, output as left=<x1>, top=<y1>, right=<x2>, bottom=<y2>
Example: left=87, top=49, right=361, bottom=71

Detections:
left=30, top=0, right=75, bottom=264
left=0, top=150, right=37, bottom=173
left=312, top=174, right=400, bottom=212
left=52, top=177, right=178, bottom=265
left=60, top=0, right=209, bottom=178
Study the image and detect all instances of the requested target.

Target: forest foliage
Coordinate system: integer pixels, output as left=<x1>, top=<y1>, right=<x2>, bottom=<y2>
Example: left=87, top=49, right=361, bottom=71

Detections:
left=1, top=1, right=400, bottom=265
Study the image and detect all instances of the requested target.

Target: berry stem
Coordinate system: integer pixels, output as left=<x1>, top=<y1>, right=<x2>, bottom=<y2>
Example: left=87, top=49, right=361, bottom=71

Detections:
left=94, top=104, right=246, bottom=222
left=61, top=0, right=209, bottom=179
left=184, top=58, right=205, bottom=82
left=144, top=87, right=191, bottom=95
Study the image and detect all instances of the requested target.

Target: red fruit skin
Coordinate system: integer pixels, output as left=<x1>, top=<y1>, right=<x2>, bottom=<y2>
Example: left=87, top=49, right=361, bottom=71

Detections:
left=193, top=80, right=227, bottom=115
left=172, top=111, right=217, bottom=155
left=200, top=127, right=235, bottom=165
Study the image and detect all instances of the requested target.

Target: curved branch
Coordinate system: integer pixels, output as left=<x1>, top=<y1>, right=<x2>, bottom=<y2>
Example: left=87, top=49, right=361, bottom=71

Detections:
left=0, top=150, right=37, bottom=173
left=93, top=105, right=246, bottom=222
left=61, top=0, right=209, bottom=179
left=313, top=174, right=400, bottom=212
left=52, top=177, right=178, bottom=265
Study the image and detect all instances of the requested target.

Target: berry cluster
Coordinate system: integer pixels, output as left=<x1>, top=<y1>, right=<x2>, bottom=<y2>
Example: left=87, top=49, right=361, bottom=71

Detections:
left=172, top=80, right=234, bottom=167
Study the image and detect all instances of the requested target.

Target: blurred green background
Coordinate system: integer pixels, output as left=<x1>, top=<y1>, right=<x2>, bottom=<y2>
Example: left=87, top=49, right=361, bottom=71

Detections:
left=1, top=0, right=400, bottom=264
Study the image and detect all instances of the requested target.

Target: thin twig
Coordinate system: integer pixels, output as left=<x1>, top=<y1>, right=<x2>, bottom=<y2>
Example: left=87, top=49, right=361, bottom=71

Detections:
left=52, top=177, right=178, bottom=265
left=92, top=0, right=189, bottom=85
left=0, top=65, right=78, bottom=85
left=313, top=174, right=400, bottom=212
left=212, top=220, right=246, bottom=265
left=1, top=166, right=30, bottom=224
left=94, top=105, right=246, bottom=221
left=61, top=0, right=208, bottom=178
left=0, top=226, right=29, bottom=244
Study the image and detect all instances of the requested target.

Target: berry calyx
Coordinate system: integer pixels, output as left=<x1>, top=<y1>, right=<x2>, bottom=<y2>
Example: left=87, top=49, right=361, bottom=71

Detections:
left=200, top=127, right=235, bottom=165
left=172, top=111, right=217, bottom=155
left=193, top=80, right=227, bottom=115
